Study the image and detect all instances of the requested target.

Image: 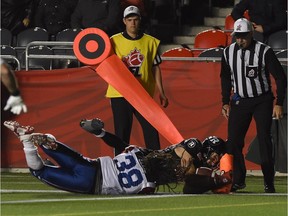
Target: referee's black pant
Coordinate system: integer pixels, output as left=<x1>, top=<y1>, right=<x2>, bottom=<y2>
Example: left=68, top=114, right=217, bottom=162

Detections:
left=110, top=97, right=160, bottom=155
left=227, top=92, right=275, bottom=186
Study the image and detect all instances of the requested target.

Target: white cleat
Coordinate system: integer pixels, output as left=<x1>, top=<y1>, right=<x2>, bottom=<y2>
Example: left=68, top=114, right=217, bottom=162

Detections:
left=3, top=121, right=34, bottom=137
left=30, top=133, right=58, bottom=150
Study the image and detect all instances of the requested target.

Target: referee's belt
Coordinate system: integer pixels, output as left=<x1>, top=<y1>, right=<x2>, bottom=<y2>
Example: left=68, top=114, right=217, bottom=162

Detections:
left=237, top=91, right=272, bottom=99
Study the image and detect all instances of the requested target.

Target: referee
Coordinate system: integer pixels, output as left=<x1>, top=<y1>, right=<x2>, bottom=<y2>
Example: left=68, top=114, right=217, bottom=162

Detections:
left=220, top=18, right=287, bottom=193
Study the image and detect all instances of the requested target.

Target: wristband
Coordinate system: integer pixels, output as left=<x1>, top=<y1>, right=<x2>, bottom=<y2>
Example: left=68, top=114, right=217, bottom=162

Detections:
left=11, top=89, right=20, bottom=96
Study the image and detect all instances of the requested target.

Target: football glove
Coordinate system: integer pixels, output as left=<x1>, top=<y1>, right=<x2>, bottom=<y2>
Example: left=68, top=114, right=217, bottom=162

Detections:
left=4, top=95, right=28, bottom=115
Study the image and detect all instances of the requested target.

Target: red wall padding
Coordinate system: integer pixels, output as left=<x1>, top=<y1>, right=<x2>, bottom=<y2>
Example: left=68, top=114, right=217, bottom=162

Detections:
left=1, top=61, right=259, bottom=169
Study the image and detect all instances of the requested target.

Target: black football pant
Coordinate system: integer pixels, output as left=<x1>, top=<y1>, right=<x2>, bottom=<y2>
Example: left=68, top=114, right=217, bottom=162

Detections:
left=227, top=93, right=275, bottom=186
left=111, top=98, right=160, bottom=155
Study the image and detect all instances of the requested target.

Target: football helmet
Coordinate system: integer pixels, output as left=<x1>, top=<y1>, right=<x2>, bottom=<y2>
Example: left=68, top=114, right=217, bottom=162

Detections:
left=202, top=136, right=226, bottom=161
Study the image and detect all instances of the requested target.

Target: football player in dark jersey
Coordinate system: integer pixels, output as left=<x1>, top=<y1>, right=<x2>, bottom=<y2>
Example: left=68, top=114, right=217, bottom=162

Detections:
left=4, top=119, right=231, bottom=195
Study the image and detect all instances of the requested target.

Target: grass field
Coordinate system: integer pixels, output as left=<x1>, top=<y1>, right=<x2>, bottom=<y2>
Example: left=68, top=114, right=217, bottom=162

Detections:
left=1, top=172, right=287, bottom=216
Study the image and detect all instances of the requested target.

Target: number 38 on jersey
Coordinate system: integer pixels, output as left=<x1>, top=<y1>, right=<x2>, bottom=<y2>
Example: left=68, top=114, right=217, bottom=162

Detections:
left=114, top=153, right=146, bottom=191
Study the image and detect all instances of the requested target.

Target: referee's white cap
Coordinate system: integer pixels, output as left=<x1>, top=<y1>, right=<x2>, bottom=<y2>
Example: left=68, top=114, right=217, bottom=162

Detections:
left=232, top=18, right=253, bottom=36
left=123, top=6, right=141, bottom=18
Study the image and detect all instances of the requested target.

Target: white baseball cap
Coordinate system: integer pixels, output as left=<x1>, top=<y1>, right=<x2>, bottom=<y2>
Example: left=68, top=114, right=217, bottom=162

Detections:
left=123, top=6, right=140, bottom=18
left=232, top=18, right=253, bottom=36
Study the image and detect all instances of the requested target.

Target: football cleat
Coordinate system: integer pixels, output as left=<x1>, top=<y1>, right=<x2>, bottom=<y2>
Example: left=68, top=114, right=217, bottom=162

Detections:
left=230, top=182, right=246, bottom=192
left=80, top=118, right=104, bottom=136
left=3, top=121, right=34, bottom=137
left=264, top=184, right=275, bottom=193
left=30, top=133, right=58, bottom=150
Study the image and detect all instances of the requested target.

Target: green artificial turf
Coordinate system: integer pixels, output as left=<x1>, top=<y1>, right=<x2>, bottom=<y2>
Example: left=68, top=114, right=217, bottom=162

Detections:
left=1, top=173, right=287, bottom=216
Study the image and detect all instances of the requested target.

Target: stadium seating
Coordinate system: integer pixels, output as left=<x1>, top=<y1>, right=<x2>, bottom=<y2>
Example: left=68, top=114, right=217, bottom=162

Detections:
left=16, top=27, right=49, bottom=47
left=162, top=47, right=194, bottom=57
left=15, top=27, right=49, bottom=69
left=54, top=28, right=82, bottom=69
left=25, top=45, right=53, bottom=70
left=194, top=29, right=227, bottom=49
left=198, top=47, right=224, bottom=57
left=0, top=45, right=16, bottom=56
left=225, top=14, right=235, bottom=31
left=268, top=30, right=287, bottom=50
left=243, top=10, right=250, bottom=20
left=56, top=28, right=82, bottom=42
left=0, top=45, right=19, bottom=69
left=225, top=11, right=250, bottom=31
left=0, top=28, right=13, bottom=46
left=276, top=49, right=287, bottom=58
left=224, top=15, right=234, bottom=45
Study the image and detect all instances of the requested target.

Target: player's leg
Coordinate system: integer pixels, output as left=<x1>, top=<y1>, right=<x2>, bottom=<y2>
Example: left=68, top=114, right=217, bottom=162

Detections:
left=29, top=136, right=98, bottom=194
left=30, top=161, right=98, bottom=194
left=31, top=134, right=95, bottom=169
left=134, top=110, right=160, bottom=150
left=4, top=121, right=98, bottom=194
left=80, top=118, right=129, bottom=153
left=3, top=121, right=44, bottom=170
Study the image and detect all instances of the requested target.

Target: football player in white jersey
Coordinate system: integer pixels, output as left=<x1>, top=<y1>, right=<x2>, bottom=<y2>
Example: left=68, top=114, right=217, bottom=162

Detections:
left=3, top=119, right=231, bottom=195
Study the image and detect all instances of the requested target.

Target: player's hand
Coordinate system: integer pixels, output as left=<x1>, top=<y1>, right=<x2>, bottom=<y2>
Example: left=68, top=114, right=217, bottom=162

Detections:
left=272, top=105, right=283, bottom=120
left=23, top=18, right=30, bottom=27
left=4, top=95, right=28, bottom=115
left=252, top=23, right=264, bottom=33
left=221, top=104, right=230, bottom=120
left=159, top=94, right=169, bottom=108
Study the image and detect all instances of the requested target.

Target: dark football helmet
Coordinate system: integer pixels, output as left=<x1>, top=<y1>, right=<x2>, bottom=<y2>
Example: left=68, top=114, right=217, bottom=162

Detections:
left=202, top=136, right=226, bottom=161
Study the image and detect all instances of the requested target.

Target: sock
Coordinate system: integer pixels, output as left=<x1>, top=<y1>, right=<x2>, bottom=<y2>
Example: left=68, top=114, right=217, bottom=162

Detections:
left=23, top=147, right=44, bottom=170
left=21, top=135, right=34, bottom=149
left=21, top=136, right=44, bottom=170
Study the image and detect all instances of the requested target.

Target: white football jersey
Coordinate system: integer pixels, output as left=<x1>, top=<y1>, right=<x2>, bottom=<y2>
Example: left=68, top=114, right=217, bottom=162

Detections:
left=99, top=147, right=149, bottom=195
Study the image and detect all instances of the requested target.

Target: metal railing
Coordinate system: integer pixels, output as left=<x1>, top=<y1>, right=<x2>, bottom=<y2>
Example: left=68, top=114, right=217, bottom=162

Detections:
left=25, top=41, right=77, bottom=71
left=0, top=55, right=21, bottom=70
left=162, top=56, right=287, bottom=64
left=23, top=41, right=288, bottom=69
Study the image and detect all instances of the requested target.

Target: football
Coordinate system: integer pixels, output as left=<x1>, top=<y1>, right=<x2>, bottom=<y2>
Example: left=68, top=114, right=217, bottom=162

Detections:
left=195, top=167, right=214, bottom=177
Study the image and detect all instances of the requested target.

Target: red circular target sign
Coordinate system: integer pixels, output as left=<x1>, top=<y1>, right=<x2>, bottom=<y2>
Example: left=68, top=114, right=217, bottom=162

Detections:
left=73, top=28, right=112, bottom=65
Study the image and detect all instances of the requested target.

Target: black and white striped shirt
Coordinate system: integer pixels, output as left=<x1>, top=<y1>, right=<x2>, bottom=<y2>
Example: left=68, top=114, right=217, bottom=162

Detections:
left=221, top=39, right=286, bottom=106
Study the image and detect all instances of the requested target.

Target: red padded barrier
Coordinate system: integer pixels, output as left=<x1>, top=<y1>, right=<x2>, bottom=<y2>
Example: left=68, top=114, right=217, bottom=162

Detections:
left=1, top=62, right=260, bottom=170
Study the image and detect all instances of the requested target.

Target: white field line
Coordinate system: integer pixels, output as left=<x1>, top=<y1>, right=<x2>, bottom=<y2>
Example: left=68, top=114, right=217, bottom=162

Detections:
left=31, top=202, right=288, bottom=216
left=1, top=189, right=67, bottom=193
left=1, top=182, right=43, bottom=185
left=1, top=190, right=287, bottom=205
left=2, top=169, right=287, bottom=176
left=2, top=180, right=287, bottom=188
